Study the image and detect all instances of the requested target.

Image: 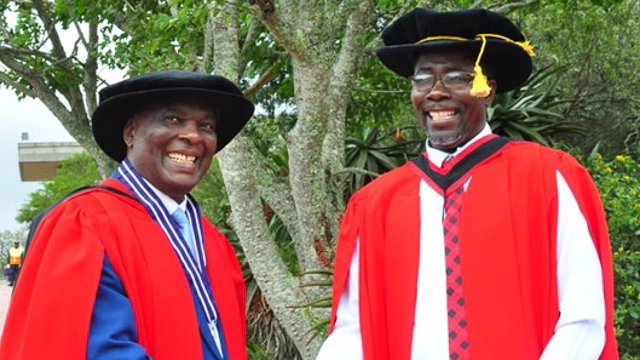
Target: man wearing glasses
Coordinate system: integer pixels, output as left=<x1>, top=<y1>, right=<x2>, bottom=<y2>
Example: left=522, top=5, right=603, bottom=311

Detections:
left=317, top=8, right=618, bottom=360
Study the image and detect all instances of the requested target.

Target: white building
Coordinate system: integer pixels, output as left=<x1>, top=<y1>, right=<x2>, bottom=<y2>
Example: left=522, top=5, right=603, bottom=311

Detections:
left=18, top=141, right=84, bottom=181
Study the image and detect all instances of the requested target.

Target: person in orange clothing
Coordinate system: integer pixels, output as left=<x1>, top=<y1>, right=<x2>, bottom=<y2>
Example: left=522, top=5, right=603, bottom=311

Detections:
left=317, top=8, right=618, bottom=360
left=6, top=241, right=23, bottom=287
left=0, top=70, right=254, bottom=360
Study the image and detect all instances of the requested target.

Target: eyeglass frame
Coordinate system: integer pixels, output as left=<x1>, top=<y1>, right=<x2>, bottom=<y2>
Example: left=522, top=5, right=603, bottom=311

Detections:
left=409, top=71, right=475, bottom=93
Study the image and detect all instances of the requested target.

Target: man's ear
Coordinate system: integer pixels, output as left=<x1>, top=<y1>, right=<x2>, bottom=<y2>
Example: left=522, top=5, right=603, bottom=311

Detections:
left=485, top=79, right=498, bottom=106
left=123, top=119, right=136, bottom=147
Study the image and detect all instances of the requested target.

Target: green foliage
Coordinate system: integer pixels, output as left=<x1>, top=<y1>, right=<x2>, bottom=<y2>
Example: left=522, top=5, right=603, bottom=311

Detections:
left=343, top=125, right=423, bottom=194
left=112, top=1, right=209, bottom=72
left=543, top=0, right=626, bottom=8
left=614, top=246, right=640, bottom=359
left=191, top=159, right=233, bottom=235
left=16, top=152, right=100, bottom=224
left=295, top=269, right=334, bottom=340
left=246, top=342, right=271, bottom=360
left=267, top=212, right=301, bottom=275
left=523, top=0, right=640, bottom=156
left=577, top=151, right=640, bottom=358
left=488, top=65, right=584, bottom=145
left=345, top=51, right=414, bottom=134
left=245, top=286, right=302, bottom=360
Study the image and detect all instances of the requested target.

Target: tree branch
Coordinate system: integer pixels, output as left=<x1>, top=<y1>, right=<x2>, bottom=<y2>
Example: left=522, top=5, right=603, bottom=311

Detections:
left=0, top=46, right=82, bottom=82
left=240, top=16, right=260, bottom=59
left=238, top=16, right=261, bottom=74
left=245, top=139, right=301, bottom=246
left=0, top=72, right=37, bottom=98
left=244, top=61, right=276, bottom=98
left=322, top=0, right=375, bottom=216
left=31, top=0, right=67, bottom=60
left=248, top=0, right=306, bottom=61
left=73, top=21, right=90, bottom=51
left=203, top=4, right=215, bottom=72
left=489, top=0, right=539, bottom=13
left=83, top=21, right=99, bottom=115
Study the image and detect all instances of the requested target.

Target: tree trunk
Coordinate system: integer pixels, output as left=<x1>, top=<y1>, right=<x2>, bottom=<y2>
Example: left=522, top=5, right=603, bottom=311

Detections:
left=218, top=136, right=325, bottom=359
left=210, top=1, right=325, bottom=358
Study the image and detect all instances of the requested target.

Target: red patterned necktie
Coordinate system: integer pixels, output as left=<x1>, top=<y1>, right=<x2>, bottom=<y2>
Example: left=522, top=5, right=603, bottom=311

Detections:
left=443, top=179, right=470, bottom=359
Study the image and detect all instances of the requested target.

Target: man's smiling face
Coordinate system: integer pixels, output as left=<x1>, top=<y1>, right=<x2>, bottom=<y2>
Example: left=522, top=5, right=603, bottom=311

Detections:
left=124, top=96, right=218, bottom=202
left=411, top=48, right=496, bottom=151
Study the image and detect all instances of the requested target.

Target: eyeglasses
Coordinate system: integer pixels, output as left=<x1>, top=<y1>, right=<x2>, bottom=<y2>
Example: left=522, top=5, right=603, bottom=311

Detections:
left=410, top=71, right=475, bottom=93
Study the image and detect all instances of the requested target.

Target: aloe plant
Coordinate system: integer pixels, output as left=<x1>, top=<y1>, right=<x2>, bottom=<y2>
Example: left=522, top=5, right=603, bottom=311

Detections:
left=488, top=65, right=585, bottom=146
left=343, top=125, right=424, bottom=195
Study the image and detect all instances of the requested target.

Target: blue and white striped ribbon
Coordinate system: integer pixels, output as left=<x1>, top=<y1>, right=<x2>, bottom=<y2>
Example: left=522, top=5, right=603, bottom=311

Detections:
left=112, top=159, right=219, bottom=325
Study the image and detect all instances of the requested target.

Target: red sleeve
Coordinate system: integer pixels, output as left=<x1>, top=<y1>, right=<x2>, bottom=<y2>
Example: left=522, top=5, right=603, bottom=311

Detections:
left=0, top=202, right=104, bottom=360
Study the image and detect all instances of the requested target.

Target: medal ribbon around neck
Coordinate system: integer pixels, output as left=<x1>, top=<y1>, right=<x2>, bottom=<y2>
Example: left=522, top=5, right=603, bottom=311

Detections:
left=112, top=159, right=218, bottom=325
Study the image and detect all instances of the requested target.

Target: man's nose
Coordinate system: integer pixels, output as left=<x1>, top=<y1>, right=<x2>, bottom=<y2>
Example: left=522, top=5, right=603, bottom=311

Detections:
left=179, top=121, right=203, bottom=142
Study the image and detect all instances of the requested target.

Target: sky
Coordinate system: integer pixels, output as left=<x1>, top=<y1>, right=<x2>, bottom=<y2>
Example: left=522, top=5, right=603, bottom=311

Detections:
left=0, top=88, right=75, bottom=232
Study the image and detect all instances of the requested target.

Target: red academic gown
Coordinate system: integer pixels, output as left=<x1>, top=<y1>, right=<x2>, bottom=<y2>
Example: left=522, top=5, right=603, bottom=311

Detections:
left=0, top=179, right=247, bottom=360
left=329, top=139, right=618, bottom=360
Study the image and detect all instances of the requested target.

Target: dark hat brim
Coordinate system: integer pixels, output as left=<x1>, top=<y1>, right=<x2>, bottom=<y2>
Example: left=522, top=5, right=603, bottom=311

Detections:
left=376, top=39, right=532, bottom=93
left=91, top=87, right=254, bottom=162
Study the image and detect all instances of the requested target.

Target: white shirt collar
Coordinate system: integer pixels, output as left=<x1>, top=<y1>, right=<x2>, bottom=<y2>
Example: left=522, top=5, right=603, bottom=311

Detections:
left=425, top=122, right=492, bottom=167
left=140, top=177, right=187, bottom=214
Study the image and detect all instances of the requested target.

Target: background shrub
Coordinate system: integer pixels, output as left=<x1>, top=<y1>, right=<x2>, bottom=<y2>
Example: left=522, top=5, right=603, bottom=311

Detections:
left=580, top=151, right=640, bottom=358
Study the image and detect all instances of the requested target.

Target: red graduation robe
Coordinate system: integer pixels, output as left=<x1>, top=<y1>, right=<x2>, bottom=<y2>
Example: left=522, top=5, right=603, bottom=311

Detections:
left=0, top=179, right=247, bottom=360
left=329, top=139, right=618, bottom=360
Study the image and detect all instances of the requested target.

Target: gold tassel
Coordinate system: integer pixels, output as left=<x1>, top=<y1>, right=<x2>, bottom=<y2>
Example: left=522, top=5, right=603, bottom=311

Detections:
left=469, top=35, right=491, bottom=98
left=470, top=64, right=491, bottom=98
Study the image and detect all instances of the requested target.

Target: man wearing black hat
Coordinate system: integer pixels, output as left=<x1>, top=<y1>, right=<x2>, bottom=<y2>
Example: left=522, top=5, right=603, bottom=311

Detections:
left=318, top=8, right=618, bottom=360
left=0, top=70, right=254, bottom=360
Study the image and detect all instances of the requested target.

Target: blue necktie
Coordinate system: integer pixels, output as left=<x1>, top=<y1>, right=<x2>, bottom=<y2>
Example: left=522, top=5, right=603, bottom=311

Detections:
left=172, top=208, right=196, bottom=256
left=173, top=209, right=224, bottom=356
